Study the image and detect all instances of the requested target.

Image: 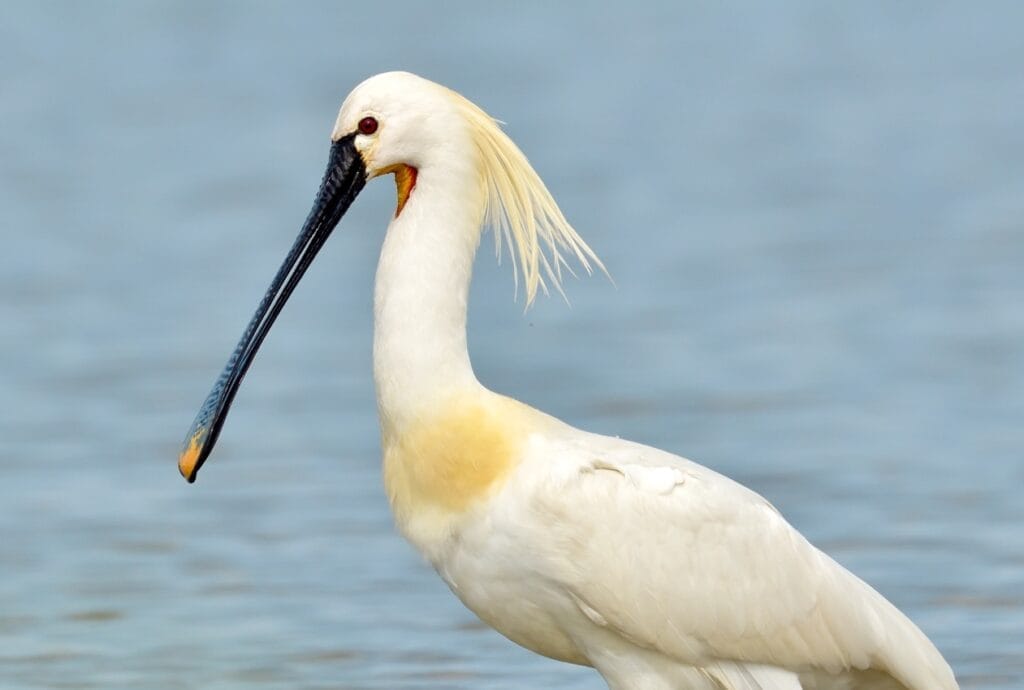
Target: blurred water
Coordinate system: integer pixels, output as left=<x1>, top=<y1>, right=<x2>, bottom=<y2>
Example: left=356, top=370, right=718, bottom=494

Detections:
left=1, top=2, right=1022, bottom=688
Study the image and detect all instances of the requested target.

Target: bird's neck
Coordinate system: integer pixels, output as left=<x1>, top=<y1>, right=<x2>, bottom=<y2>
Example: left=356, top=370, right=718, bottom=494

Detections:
left=373, top=164, right=486, bottom=436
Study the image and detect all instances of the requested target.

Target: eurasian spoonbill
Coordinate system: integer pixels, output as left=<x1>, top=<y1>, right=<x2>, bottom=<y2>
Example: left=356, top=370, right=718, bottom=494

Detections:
left=178, top=71, right=958, bottom=690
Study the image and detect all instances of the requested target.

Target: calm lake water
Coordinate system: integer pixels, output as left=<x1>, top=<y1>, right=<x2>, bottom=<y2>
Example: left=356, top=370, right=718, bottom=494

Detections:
left=1, top=3, right=1022, bottom=688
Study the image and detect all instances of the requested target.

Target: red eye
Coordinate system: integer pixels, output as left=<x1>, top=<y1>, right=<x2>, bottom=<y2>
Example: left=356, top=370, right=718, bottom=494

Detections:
left=358, top=116, right=378, bottom=135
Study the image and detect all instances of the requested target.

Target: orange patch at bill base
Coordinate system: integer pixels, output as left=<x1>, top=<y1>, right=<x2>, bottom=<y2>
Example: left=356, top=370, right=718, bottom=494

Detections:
left=376, top=163, right=418, bottom=217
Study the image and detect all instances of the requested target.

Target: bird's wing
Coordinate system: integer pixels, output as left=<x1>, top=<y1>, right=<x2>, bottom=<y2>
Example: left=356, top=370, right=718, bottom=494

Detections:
left=527, top=429, right=957, bottom=690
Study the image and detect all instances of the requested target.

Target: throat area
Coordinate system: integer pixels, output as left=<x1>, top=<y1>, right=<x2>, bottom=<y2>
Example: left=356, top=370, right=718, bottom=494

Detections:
left=376, top=163, right=418, bottom=217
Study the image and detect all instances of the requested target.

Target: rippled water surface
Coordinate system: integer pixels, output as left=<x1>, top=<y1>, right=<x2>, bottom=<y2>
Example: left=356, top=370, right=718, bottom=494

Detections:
left=2, top=3, right=1022, bottom=688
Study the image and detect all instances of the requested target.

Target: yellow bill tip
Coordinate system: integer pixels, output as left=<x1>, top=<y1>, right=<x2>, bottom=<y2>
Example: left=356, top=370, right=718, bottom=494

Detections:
left=178, top=430, right=204, bottom=483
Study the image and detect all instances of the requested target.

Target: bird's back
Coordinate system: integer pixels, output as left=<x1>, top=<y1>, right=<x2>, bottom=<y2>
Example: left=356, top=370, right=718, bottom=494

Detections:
left=500, top=426, right=959, bottom=690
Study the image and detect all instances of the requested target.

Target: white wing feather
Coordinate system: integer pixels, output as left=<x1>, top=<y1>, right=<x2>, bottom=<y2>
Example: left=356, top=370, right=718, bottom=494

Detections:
left=525, top=430, right=957, bottom=690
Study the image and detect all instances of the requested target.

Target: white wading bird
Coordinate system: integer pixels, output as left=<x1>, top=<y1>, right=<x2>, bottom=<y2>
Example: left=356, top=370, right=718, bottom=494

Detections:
left=178, top=72, right=958, bottom=690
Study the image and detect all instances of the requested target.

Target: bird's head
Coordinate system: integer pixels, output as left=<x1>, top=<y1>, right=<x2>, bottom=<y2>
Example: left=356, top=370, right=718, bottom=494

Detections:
left=177, top=71, right=602, bottom=483
left=332, top=71, right=468, bottom=188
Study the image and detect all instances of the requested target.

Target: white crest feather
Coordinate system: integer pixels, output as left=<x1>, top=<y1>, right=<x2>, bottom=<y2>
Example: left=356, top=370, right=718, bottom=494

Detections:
left=449, top=90, right=606, bottom=306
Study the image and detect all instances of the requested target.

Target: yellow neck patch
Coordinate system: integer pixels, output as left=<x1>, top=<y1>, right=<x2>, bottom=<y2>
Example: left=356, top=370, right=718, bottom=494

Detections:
left=382, top=394, right=530, bottom=522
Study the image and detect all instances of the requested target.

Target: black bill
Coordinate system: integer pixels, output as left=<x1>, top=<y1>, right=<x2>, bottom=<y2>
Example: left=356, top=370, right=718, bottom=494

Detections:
left=178, top=134, right=366, bottom=483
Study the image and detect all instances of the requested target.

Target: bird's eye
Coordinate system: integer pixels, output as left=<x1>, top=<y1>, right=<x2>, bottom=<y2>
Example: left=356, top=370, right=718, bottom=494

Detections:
left=358, top=117, right=378, bottom=135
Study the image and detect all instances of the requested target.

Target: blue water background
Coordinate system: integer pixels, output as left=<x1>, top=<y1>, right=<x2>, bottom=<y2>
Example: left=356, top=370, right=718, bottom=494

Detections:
left=1, top=3, right=1022, bottom=688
